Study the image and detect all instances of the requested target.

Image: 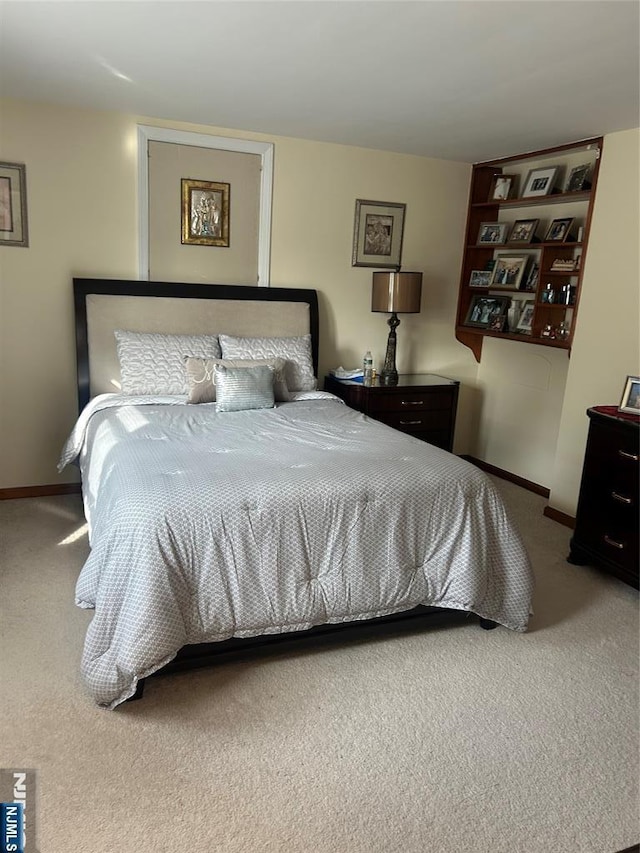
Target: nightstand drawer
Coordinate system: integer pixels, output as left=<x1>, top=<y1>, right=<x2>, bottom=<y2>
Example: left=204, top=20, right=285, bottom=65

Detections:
left=367, top=389, right=453, bottom=414
left=377, top=409, right=452, bottom=433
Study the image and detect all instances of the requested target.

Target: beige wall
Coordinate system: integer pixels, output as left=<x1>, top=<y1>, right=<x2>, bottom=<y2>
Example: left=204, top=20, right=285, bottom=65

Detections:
left=1, top=98, right=637, bottom=518
left=548, top=128, right=640, bottom=516
left=0, top=98, right=473, bottom=488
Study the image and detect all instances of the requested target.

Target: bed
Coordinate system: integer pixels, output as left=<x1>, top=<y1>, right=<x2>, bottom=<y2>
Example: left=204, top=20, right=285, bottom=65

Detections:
left=60, top=277, right=534, bottom=709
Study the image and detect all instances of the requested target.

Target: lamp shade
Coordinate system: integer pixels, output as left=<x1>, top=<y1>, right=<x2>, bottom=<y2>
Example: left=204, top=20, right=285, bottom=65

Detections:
left=371, top=271, right=422, bottom=314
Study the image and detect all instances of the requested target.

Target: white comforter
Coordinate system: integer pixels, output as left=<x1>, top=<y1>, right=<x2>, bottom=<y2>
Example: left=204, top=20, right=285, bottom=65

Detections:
left=60, top=395, right=534, bottom=709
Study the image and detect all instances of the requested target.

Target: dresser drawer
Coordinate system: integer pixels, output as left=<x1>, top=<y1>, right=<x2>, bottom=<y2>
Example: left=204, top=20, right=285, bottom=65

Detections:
left=367, top=389, right=453, bottom=414
left=377, top=409, right=452, bottom=433
left=570, top=407, right=640, bottom=587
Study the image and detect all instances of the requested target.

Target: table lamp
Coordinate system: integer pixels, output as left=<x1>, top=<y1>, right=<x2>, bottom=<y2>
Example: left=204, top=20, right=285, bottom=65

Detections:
left=371, top=270, right=422, bottom=385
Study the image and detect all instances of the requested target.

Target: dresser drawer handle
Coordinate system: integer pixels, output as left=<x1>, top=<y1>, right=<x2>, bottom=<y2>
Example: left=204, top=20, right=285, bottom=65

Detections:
left=400, top=419, right=422, bottom=426
left=618, top=449, right=639, bottom=462
left=603, top=535, right=625, bottom=550
left=401, top=400, right=424, bottom=406
left=611, top=491, right=632, bottom=505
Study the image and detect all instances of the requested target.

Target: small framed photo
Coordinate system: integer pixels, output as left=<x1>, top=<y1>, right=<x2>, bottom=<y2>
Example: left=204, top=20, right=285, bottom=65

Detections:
left=477, top=222, right=508, bottom=245
left=545, top=217, right=574, bottom=242
left=488, top=174, right=517, bottom=201
left=508, top=218, right=539, bottom=244
left=523, top=262, right=539, bottom=291
left=352, top=199, right=406, bottom=268
left=464, top=295, right=510, bottom=328
left=565, top=163, right=591, bottom=193
left=489, top=254, right=529, bottom=289
left=0, top=161, right=28, bottom=247
left=618, top=375, right=640, bottom=414
left=522, top=166, right=558, bottom=198
left=181, top=179, right=230, bottom=247
left=515, top=300, right=535, bottom=333
left=469, top=270, right=492, bottom=287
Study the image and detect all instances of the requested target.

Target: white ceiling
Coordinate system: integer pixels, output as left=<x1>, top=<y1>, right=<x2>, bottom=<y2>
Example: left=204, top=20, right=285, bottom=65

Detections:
left=1, top=0, right=638, bottom=163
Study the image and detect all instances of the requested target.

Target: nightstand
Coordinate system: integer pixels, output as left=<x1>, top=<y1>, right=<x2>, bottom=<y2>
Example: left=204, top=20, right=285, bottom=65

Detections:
left=568, top=406, right=639, bottom=588
left=324, top=373, right=459, bottom=451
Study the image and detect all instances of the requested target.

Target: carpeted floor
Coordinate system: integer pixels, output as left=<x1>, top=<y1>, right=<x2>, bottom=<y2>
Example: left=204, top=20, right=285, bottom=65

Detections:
left=0, top=479, right=638, bottom=853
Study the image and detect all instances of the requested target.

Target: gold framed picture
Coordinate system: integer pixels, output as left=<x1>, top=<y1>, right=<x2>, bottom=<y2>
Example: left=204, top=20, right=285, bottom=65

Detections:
left=181, top=179, right=230, bottom=246
left=0, top=161, right=28, bottom=247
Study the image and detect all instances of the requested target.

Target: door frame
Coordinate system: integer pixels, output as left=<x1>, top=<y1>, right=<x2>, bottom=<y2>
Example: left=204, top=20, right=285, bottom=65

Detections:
left=137, top=125, right=274, bottom=286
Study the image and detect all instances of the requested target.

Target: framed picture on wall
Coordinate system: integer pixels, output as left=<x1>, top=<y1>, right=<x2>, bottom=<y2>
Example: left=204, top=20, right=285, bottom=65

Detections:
left=352, top=199, right=406, bottom=268
left=181, top=178, right=230, bottom=247
left=0, top=161, right=28, bottom=247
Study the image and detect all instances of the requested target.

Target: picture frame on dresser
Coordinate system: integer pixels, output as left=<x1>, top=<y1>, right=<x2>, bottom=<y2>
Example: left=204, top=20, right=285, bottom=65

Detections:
left=618, top=375, right=640, bottom=414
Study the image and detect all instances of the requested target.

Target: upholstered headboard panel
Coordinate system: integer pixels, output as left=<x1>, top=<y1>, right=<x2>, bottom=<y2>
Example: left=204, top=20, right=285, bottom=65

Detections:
left=73, top=279, right=319, bottom=410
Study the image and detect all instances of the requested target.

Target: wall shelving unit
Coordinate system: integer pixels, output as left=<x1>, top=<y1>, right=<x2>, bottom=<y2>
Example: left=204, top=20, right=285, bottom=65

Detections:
left=455, top=137, right=603, bottom=362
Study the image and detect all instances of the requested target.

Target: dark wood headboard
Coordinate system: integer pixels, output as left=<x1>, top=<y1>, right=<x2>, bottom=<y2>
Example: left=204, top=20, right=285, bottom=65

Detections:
left=73, top=278, right=320, bottom=412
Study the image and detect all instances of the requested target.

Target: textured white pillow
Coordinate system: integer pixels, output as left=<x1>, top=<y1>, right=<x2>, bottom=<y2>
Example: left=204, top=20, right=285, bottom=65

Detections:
left=219, top=334, right=316, bottom=392
left=115, top=330, right=222, bottom=395
left=214, top=365, right=275, bottom=412
left=184, top=356, right=290, bottom=404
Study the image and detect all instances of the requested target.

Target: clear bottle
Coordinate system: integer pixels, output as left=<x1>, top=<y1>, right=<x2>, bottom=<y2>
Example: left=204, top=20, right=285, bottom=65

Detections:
left=363, top=350, right=374, bottom=386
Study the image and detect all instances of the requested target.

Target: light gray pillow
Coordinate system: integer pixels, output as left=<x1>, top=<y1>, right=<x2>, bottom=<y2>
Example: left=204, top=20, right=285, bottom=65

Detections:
left=218, top=334, right=316, bottom=392
left=214, top=365, right=275, bottom=412
left=115, top=330, right=222, bottom=395
left=184, top=356, right=290, bottom=404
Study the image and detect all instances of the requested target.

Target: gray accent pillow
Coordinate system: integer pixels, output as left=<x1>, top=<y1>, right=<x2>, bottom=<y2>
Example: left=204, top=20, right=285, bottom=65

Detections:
left=218, top=334, right=316, bottom=392
left=214, top=365, right=275, bottom=412
left=184, top=357, right=290, bottom=404
left=115, top=330, right=221, bottom=395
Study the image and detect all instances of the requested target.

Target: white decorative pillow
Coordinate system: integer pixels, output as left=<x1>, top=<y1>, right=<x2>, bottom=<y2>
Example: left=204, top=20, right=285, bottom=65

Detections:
left=114, top=330, right=222, bottom=395
left=214, top=365, right=275, bottom=412
left=184, top=357, right=290, bottom=404
left=219, top=334, right=316, bottom=392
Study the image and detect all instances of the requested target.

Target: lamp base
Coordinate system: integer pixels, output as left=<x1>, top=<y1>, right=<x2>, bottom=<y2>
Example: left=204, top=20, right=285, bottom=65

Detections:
left=381, top=312, right=400, bottom=386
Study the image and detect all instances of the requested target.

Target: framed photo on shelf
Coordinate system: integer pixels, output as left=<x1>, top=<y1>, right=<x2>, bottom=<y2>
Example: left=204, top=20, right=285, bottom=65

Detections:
left=544, top=217, right=574, bottom=242
left=489, top=254, right=529, bottom=289
left=488, top=174, right=517, bottom=201
left=522, top=166, right=558, bottom=198
left=0, top=161, right=28, bottom=247
left=565, top=163, right=591, bottom=192
left=618, top=375, right=640, bottom=414
left=522, top=262, right=539, bottom=291
left=515, top=300, right=535, bottom=333
left=468, top=270, right=492, bottom=288
left=352, top=199, right=406, bottom=268
left=508, top=218, right=539, bottom=244
left=181, top=179, right=230, bottom=247
left=464, top=295, right=510, bottom=328
left=477, top=221, right=509, bottom=245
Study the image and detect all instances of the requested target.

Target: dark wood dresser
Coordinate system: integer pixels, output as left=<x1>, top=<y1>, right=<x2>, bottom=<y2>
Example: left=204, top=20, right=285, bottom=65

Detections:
left=324, top=373, right=459, bottom=451
left=569, top=406, right=639, bottom=588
